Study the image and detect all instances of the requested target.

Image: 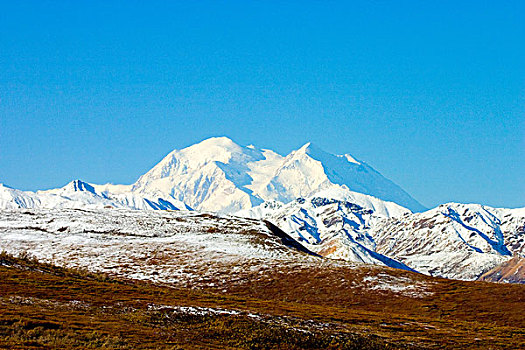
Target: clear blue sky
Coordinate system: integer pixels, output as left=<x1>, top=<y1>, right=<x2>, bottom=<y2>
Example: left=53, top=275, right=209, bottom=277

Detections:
left=1, top=1, right=524, bottom=208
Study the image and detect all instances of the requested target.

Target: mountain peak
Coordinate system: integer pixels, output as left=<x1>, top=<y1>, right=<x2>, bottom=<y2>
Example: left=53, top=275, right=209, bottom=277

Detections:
left=296, top=141, right=321, bottom=153
left=193, top=136, right=239, bottom=149
left=293, top=142, right=335, bottom=163
left=64, top=180, right=97, bottom=194
left=296, top=143, right=361, bottom=166
left=178, top=136, right=247, bottom=162
left=297, top=141, right=312, bottom=150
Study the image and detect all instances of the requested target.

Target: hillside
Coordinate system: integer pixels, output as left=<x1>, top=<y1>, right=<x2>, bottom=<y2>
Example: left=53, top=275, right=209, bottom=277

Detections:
left=1, top=245, right=524, bottom=349
left=239, top=193, right=525, bottom=282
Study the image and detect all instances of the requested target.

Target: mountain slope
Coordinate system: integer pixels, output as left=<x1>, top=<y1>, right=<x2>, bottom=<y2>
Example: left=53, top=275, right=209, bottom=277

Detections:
left=0, top=208, right=323, bottom=288
left=238, top=186, right=413, bottom=269
left=369, top=203, right=525, bottom=280
left=240, top=189, right=525, bottom=281
left=0, top=184, right=43, bottom=209
left=2, top=210, right=525, bottom=349
left=259, top=142, right=425, bottom=212
left=478, top=257, right=525, bottom=283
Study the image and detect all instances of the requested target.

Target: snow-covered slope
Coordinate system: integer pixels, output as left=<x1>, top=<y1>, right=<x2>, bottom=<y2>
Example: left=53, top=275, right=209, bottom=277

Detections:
left=0, top=208, right=438, bottom=296
left=258, top=142, right=425, bottom=212
left=370, top=203, right=525, bottom=280
left=0, top=184, right=43, bottom=209
left=1, top=180, right=189, bottom=211
left=0, top=209, right=322, bottom=288
left=238, top=186, right=413, bottom=270
left=2, top=180, right=524, bottom=282
left=239, top=190, right=525, bottom=281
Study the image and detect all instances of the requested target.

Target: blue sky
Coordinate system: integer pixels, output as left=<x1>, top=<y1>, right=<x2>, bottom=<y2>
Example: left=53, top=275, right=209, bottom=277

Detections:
left=1, top=1, right=524, bottom=208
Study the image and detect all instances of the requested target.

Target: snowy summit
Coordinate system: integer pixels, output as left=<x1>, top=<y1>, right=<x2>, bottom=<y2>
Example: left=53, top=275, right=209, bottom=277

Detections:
left=0, top=137, right=424, bottom=213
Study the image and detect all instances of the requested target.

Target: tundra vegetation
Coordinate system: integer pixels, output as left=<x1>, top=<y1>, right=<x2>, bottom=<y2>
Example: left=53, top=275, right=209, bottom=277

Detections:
left=0, top=252, right=524, bottom=349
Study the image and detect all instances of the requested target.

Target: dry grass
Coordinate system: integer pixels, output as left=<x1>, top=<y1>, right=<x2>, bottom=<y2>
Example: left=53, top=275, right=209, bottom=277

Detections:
left=0, top=252, right=524, bottom=349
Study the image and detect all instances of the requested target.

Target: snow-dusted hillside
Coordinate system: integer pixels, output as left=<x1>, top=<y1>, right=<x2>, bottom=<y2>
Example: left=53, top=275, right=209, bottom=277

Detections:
left=0, top=209, right=321, bottom=288
left=0, top=208, right=441, bottom=299
left=238, top=187, right=413, bottom=269
left=239, top=190, right=525, bottom=281
left=371, top=203, right=525, bottom=280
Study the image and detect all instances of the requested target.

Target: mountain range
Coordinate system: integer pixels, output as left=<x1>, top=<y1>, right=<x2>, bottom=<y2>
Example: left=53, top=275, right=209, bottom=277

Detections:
left=1, top=136, right=523, bottom=283
left=1, top=137, right=424, bottom=212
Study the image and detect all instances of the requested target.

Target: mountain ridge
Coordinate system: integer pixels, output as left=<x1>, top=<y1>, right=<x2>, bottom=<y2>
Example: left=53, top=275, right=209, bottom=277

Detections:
left=2, top=136, right=423, bottom=214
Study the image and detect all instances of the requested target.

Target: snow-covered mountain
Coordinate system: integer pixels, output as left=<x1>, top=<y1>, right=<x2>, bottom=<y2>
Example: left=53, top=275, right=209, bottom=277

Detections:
left=242, top=193, right=525, bottom=281
left=257, top=142, right=425, bottom=212
left=131, top=137, right=281, bottom=213
left=370, top=203, right=525, bottom=280
left=0, top=180, right=189, bottom=211
left=1, top=137, right=423, bottom=214
left=131, top=137, right=425, bottom=213
left=1, top=136, right=523, bottom=283
left=238, top=186, right=414, bottom=270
